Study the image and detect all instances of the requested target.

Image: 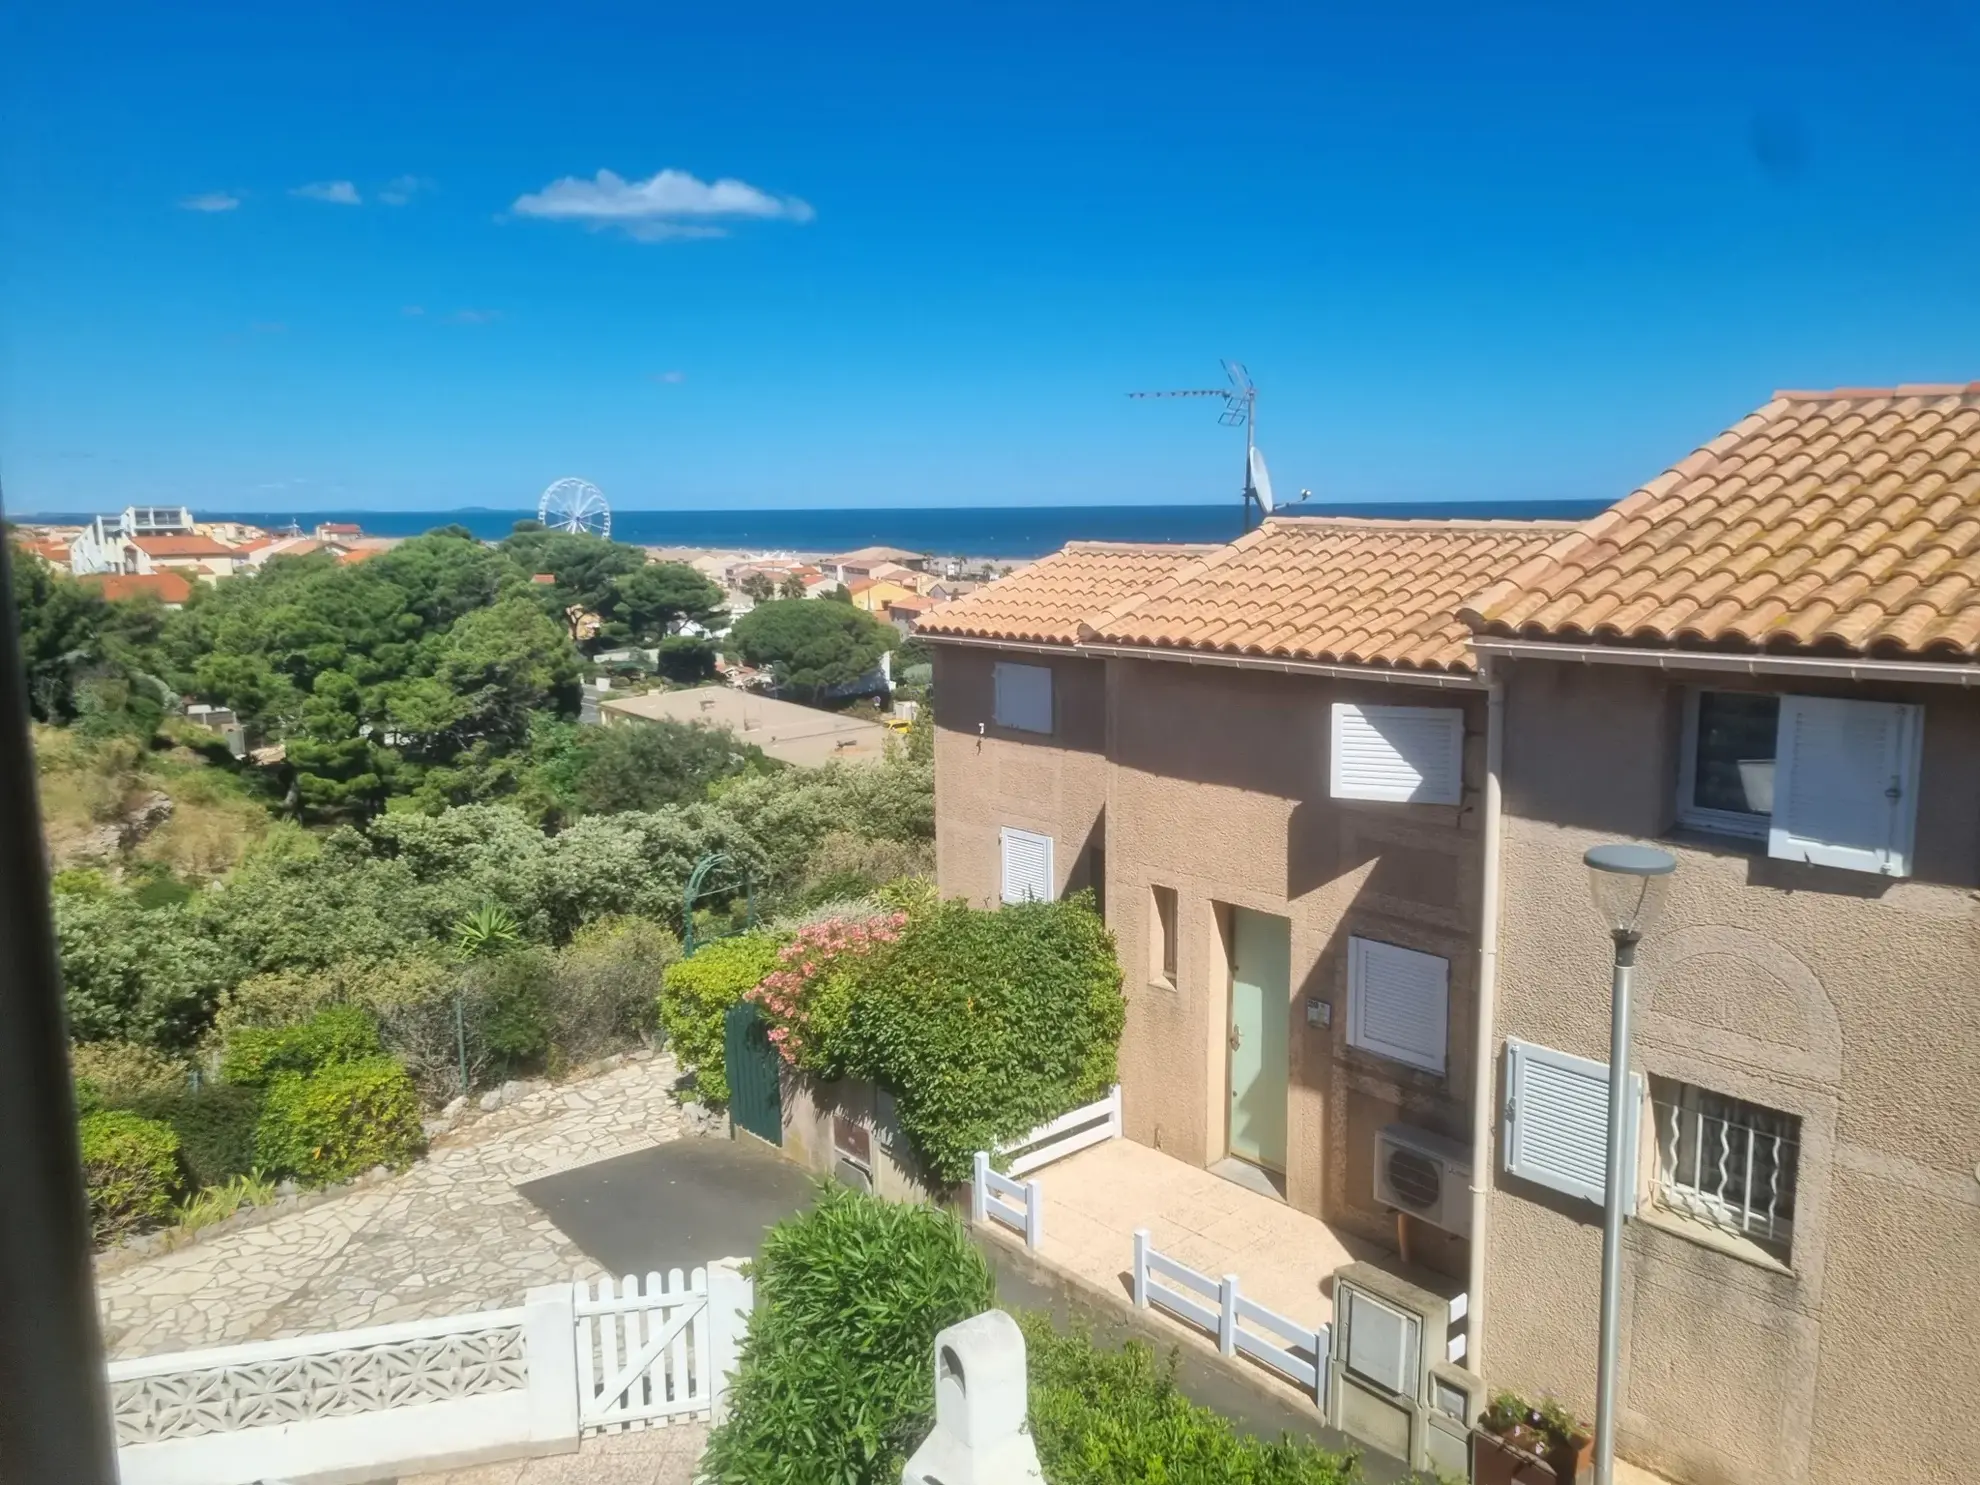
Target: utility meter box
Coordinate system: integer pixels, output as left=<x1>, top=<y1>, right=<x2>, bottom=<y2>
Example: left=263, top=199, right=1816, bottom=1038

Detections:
left=1327, top=1261, right=1472, bottom=1475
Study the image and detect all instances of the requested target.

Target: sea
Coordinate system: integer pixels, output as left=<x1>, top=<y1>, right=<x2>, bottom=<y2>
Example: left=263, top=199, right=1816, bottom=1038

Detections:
left=21, top=500, right=1605, bottom=561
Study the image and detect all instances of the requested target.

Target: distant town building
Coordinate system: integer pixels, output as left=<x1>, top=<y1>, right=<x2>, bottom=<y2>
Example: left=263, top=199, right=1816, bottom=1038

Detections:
left=830, top=545, right=929, bottom=584
left=68, top=506, right=196, bottom=575
left=77, top=571, right=194, bottom=607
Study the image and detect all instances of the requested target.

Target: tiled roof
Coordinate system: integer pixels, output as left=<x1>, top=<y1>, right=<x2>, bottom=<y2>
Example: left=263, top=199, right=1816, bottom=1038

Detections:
left=132, top=535, right=236, bottom=558
left=1085, top=518, right=1575, bottom=673
left=1462, top=384, right=1980, bottom=658
left=917, top=542, right=1209, bottom=646
left=81, top=571, right=193, bottom=604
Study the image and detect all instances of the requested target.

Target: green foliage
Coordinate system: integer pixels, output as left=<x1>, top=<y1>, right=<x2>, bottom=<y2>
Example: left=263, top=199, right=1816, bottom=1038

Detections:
left=658, top=934, right=783, bottom=1103
left=612, top=563, right=726, bottom=645
left=700, top=1187, right=995, bottom=1485
left=1020, top=1316, right=1360, bottom=1484
left=55, top=893, right=238, bottom=1049
left=67, top=1040, right=188, bottom=1107
left=220, top=1004, right=383, bottom=1087
left=835, top=893, right=1124, bottom=1183
left=654, top=633, right=718, bottom=683
left=453, top=899, right=522, bottom=960
left=729, top=599, right=895, bottom=701
left=551, top=717, right=768, bottom=818
left=127, top=1083, right=265, bottom=1189
left=7, top=546, right=160, bottom=724
left=254, top=1058, right=423, bottom=1185
left=174, top=1170, right=281, bottom=1234
left=460, top=948, right=555, bottom=1065
left=546, top=916, right=679, bottom=1066
left=79, top=1109, right=182, bottom=1243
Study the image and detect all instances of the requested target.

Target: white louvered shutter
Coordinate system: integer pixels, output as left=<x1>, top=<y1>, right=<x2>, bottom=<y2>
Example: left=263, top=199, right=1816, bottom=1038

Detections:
left=1000, top=827, right=1055, bottom=904
left=992, top=662, right=1053, bottom=734
left=1768, top=696, right=1921, bottom=877
left=1347, top=937, right=1449, bottom=1074
left=1342, top=1288, right=1420, bottom=1397
left=1502, top=1039, right=1641, bottom=1212
left=1330, top=704, right=1464, bottom=805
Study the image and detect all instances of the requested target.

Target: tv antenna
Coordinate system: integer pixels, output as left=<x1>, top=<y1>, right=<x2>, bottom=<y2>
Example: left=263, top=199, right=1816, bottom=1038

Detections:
left=1128, top=360, right=1307, bottom=530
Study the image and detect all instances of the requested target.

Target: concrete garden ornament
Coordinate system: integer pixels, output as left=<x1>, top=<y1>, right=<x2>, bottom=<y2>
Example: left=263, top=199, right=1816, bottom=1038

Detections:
left=901, top=1309, right=1044, bottom=1485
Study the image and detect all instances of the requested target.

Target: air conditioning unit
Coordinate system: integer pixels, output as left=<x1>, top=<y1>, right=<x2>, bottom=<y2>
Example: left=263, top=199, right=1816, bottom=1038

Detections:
left=1373, top=1124, right=1472, bottom=1238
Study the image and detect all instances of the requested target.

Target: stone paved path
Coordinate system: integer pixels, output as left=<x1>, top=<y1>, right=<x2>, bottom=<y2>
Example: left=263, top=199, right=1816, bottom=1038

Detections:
left=403, top=1423, right=709, bottom=1485
left=98, top=1053, right=692, bottom=1358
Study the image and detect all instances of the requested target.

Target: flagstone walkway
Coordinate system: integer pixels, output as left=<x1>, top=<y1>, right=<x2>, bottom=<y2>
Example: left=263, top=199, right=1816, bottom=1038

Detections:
left=96, top=1052, right=694, bottom=1359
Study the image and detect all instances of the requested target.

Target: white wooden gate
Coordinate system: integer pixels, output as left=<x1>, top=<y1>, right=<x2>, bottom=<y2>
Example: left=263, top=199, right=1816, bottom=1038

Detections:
left=573, top=1270, right=715, bottom=1433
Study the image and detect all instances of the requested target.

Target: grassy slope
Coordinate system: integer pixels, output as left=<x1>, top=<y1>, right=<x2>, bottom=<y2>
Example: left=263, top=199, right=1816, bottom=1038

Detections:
left=33, top=724, right=272, bottom=879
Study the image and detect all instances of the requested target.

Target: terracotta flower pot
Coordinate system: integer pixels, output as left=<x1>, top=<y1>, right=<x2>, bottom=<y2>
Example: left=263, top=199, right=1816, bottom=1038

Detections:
left=1546, top=1431, right=1596, bottom=1485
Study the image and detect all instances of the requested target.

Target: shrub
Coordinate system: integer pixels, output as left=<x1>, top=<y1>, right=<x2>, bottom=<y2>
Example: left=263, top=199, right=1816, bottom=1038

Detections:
left=748, top=912, right=907, bottom=1073
left=127, top=1083, right=265, bottom=1189
left=460, top=947, right=554, bottom=1066
left=1020, top=1315, right=1359, bottom=1484
left=254, top=1058, right=423, bottom=1185
left=68, top=1040, right=189, bottom=1107
left=700, top=1186, right=994, bottom=1485
left=220, top=1004, right=383, bottom=1087
left=79, top=1109, right=182, bottom=1244
left=658, top=934, right=782, bottom=1104
left=836, top=892, right=1124, bottom=1183
left=546, top=916, right=678, bottom=1066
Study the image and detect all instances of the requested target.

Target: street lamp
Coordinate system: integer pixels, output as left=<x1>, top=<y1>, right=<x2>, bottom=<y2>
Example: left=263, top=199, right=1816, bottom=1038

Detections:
left=1583, top=843, right=1675, bottom=1485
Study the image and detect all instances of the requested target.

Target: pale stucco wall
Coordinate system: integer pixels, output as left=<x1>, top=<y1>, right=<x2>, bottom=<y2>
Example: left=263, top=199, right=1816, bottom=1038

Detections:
left=932, top=644, right=1110, bottom=909
left=1485, top=658, right=1980, bottom=1485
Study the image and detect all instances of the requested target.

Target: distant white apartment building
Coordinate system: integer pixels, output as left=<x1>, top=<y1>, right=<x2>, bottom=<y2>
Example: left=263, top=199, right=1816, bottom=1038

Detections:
left=68, top=506, right=197, bottom=575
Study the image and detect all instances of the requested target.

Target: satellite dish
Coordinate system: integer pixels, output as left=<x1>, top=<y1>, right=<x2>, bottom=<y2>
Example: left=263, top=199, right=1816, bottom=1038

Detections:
left=1248, top=446, right=1275, bottom=516
left=538, top=477, right=612, bottom=538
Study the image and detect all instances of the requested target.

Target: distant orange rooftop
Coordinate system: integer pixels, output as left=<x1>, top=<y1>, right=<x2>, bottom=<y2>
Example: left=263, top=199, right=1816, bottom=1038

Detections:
left=1462, top=384, right=1980, bottom=659
left=917, top=542, right=1210, bottom=646
left=131, top=534, right=237, bottom=558
left=1085, top=517, right=1574, bottom=673
left=80, top=571, right=193, bottom=605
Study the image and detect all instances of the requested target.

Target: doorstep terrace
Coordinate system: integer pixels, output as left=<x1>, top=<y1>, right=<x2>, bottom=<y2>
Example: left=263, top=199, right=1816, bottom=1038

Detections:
left=95, top=1052, right=691, bottom=1358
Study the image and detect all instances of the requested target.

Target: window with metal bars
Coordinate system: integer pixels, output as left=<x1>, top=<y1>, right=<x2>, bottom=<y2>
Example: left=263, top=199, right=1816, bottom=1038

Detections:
left=1649, top=1077, right=1800, bottom=1264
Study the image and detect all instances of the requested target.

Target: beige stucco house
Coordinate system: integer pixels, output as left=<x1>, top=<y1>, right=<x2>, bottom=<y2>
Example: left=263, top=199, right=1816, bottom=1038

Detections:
left=921, top=521, right=1568, bottom=1261
left=925, top=382, right=1980, bottom=1485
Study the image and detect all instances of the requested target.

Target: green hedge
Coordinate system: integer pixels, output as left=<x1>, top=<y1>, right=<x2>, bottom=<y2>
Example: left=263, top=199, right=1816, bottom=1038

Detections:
left=700, top=1186, right=994, bottom=1484
left=79, top=1109, right=181, bottom=1244
left=1021, top=1315, right=1360, bottom=1484
left=220, top=1004, right=383, bottom=1087
left=254, top=1058, right=423, bottom=1185
left=659, top=934, right=782, bottom=1104
left=836, top=893, right=1124, bottom=1183
left=127, top=1083, right=265, bottom=1189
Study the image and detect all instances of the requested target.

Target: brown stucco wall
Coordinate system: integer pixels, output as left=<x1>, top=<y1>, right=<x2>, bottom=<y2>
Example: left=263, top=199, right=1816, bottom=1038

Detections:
left=1102, top=656, right=1487, bottom=1256
left=932, top=643, right=1110, bottom=909
left=1485, top=657, right=1980, bottom=1485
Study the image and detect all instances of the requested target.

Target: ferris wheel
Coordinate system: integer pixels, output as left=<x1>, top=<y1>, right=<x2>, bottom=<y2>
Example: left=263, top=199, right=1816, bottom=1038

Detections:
left=537, top=477, right=611, bottom=538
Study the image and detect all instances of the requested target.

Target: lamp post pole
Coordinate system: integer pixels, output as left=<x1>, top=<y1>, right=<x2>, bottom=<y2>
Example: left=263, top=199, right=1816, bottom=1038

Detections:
left=1594, top=928, right=1636, bottom=1485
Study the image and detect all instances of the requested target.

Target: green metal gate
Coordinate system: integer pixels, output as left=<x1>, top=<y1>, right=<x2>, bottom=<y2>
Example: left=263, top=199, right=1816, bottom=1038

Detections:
left=723, top=1001, right=783, bottom=1147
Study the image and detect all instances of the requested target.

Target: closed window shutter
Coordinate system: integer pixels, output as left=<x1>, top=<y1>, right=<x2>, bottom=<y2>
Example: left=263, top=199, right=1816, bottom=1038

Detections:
left=1330, top=704, right=1464, bottom=804
left=1768, top=696, right=1921, bottom=877
left=1000, top=827, right=1054, bottom=904
left=992, top=662, right=1053, bottom=733
left=1347, top=937, right=1449, bottom=1074
left=1502, top=1038, right=1641, bottom=1212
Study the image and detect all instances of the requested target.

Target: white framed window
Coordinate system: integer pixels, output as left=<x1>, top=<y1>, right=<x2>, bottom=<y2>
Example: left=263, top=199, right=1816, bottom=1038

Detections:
left=1677, top=688, right=1921, bottom=876
left=1346, top=936, right=1448, bottom=1075
left=1330, top=703, right=1464, bottom=805
left=1501, top=1038, right=1642, bottom=1212
left=999, top=827, right=1055, bottom=904
left=992, top=662, right=1053, bottom=734
left=1650, top=1077, right=1799, bottom=1264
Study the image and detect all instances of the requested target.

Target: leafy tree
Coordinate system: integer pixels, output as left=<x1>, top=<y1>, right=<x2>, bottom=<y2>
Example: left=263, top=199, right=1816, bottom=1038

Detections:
left=55, top=894, right=241, bottom=1049
left=739, top=572, right=776, bottom=603
left=729, top=600, right=894, bottom=702
left=824, top=583, right=853, bottom=604
left=613, top=563, right=725, bottom=643
left=498, top=528, right=645, bottom=647
left=655, top=634, right=717, bottom=684
left=778, top=572, right=807, bottom=601
left=560, top=719, right=769, bottom=817
left=8, top=546, right=156, bottom=724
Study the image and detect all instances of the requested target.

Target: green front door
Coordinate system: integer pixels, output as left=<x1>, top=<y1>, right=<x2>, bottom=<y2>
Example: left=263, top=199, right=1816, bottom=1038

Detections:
left=1228, top=907, right=1290, bottom=1172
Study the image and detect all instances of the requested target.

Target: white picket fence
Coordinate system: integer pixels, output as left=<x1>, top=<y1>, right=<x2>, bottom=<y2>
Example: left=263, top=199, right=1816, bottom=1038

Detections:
left=996, top=1085, right=1121, bottom=1177
left=1131, top=1228, right=1332, bottom=1409
left=108, top=1261, right=752, bottom=1485
left=971, top=1151, right=1044, bottom=1250
left=574, top=1266, right=747, bottom=1433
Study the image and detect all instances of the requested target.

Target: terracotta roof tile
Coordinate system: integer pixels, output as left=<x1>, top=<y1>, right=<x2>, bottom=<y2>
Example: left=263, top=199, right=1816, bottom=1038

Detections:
left=79, top=571, right=193, bottom=604
left=1462, top=384, right=1980, bottom=658
left=131, top=534, right=237, bottom=558
left=916, top=542, right=1211, bottom=645
left=1082, top=517, right=1574, bottom=673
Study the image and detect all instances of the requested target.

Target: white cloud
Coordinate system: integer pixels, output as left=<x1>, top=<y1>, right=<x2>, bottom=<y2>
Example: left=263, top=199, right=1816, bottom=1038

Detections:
left=650, top=370, right=687, bottom=384
left=379, top=174, right=428, bottom=206
left=292, top=180, right=362, bottom=205
left=180, top=192, right=241, bottom=212
left=510, top=168, right=813, bottom=240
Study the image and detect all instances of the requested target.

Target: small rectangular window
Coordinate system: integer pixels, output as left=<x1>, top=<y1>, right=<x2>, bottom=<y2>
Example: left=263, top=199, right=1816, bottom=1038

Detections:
left=1000, top=827, right=1054, bottom=904
left=1346, top=936, right=1449, bottom=1075
left=1150, top=885, right=1179, bottom=986
left=1650, top=1077, right=1800, bottom=1265
left=992, top=662, right=1053, bottom=734
left=1678, top=689, right=1779, bottom=838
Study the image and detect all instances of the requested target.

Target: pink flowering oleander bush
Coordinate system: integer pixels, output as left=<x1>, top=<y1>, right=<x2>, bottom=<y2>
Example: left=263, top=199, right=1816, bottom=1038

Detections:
left=746, top=911, right=907, bottom=1075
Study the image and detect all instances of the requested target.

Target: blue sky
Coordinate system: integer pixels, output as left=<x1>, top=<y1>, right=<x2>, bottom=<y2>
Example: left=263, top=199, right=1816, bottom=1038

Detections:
left=1, top=1, right=1976, bottom=513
